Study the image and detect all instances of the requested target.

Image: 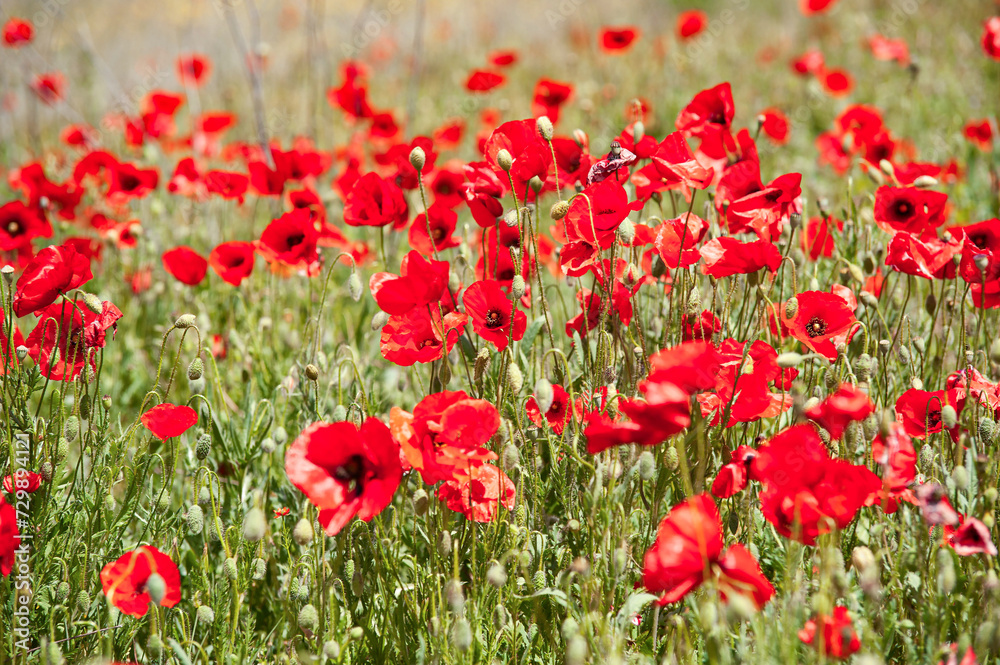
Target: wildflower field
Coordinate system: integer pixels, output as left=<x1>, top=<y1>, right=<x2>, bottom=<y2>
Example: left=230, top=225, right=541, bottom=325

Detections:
left=1, top=0, right=1000, bottom=663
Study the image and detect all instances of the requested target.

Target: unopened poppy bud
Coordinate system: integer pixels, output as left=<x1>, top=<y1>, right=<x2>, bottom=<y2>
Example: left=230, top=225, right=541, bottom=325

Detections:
left=941, top=405, right=958, bottom=428
left=638, top=450, right=656, bottom=480
left=16, top=345, right=27, bottom=362
left=507, top=362, right=523, bottom=394
left=146, top=573, right=167, bottom=605
left=451, top=617, right=472, bottom=651
left=536, top=115, right=554, bottom=140
left=412, top=488, right=429, bottom=515
left=83, top=293, right=103, bottom=314
left=409, top=146, right=426, bottom=171
left=784, top=296, right=799, bottom=319
left=63, top=415, right=79, bottom=442
left=438, top=530, right=452, bottom=558
left=913, top=338, right=926, bottom=355
left=175, top=313, right=197, bottom=329
left=252, top=557, right=267, bottom=580
left=503, top=208, right=519, bottom=228
left=612, top=219, right=634, bottom=247
left=665, top=445, right=679, bottom=470
left=55, top=580, right=70, bottom=603
left=878, top=159, right=895, bottom=177
left=493, top=605, right=511, bottom=630
left=487, top=561, right=508, bottom=587
left=75, top=590, right=90, bottom=613
left=852, top=545, right=876, bottom=573
left=511, top=274, right=525, bottom=300
left=897, top=346, right=911, bottom=365
left=534, top=378, right=554, bottom=415
left=986, top=487, right=999, bottom=505
left=633, top=120, right=645, bottom=141
left=197, top=605, right=215, bottom=625
left=913, top=175, right=938, bottom=188
left=371, top=310, right=390, bottom=330
left=776, top=352, right=804, bottom=368
left=0, top=265, right=13, bottom=285
left=186, top=504, right=204, bottom=534
left=566, top=635, right=588, bottom=665
left=859, top=289, right=879, bottom=308
left=259, top=316, right=273, bottom=332
left=102, top=394, right=112, bottom=411
left=937, top=548, right=956, bottom=595
left=196, top=433, right=211, bottom=460
left=298, top=603, right=319, bottom=632
left=529, top=176, right=543, bottom=194
left=974, top=253, right=991, bottom=273
left=979, top=417, right=996, bottom=445
left=532, top=569, right=546, bottom=589
left=260, top=437, right=276, bottom=454
left=273, top=426, right=288, bottom=445
left=305, top=364, right=319, bottom=381
left=550, top=201, right=569, bottom=220
left=952, top=464, right=968, bottom=490
left=502, top=444, right=519, bottom=469
left=243, top=507, right=267, bottom=542
left=224, top=557, right=238, bottom=580
left=323, top=640, right=341, bottom=659
left=146, top=635, right=163, bottom=660
left=474, top=347, right=490, bottom=383
left=344, top=270, right=364, bottom=301
left=293, top=517, right=313, bottom=545
left=445, top=579, right=465, bottom=613
left=496, top=149, right=513, bottom=172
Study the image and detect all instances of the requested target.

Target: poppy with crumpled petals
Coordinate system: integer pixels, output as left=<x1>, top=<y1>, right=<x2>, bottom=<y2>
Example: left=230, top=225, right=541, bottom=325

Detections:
left=484, top=119, right=553, bottom=197
left=700, top=237, right=781, bottom=278
left=409, top=203, right=460, bottom=255
left=983, top=17, right=1000, bottom=60
left=526, top=384, right=572, bottom=434
left=344, top=172, right=408, bottom=228
left=100, top=546, right=181, bottom=617
left=805, top=383, right=874, bottom=439
left=438, top=463, right=515, bottom=522
left=532, top=78, right=574, bottom=125
left=465, top=69, right=505, bottom=93
left=379, top=307, right=467, bottom=367
left=141, top=403, right=198, bottom=440
left=676, top=11, right=707, bottom=39
left=369, top=250, right=451, bottom=316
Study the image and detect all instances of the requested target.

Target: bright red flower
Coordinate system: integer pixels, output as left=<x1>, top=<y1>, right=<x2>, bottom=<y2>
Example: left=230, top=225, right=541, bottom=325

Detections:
left=438, top=463, right=515, bottom=522
left=344, top=172, right=408, bottom=228
left=757, top=107, right=789, bottom=144
left=488, top=50, right=518, bottom=67
left=532, top=78, right=574, bottom=124
left=0, top=201, right=51, bottom=254
left=2, top=18, right=33, bottom=47
left=781, top=289, right=859, bottom=361
left=12, top=242, right=93, bottom=317
left=885, top=231, right=962, bottom=280
left=463, top=280, right=526, bottom=351
left=681, top=309, right=722, bottom=342
left=651, top=132, right=713, bottom=190
left=792, top=49, right=825, bottom=75
left=653, top=213, right=710, bottom=269
left=676, top=82, right=735, bottom=159
left=176, top=53, right=212, bottom=87
left=676, top=10, right=708, bottom=40
left=204, top=170, right=249, bottom=203
left=874, top=186, right=948, bottom=236
left=710, top=446, right=758, bottom=499
left=379, top=307, right=467, bottom=366
left=30, top=72, right=66, bottom=105
left=983, top=17, right=1000, bottom=60
left=963, top=119, right=994, bottom=152
left=870, top=422, right=917, bottom=513
left=107, top=160, right=159, bottom=201
left=800, top=0, right=839, bottom=13
left=410, top=203, right=460, bottom=255
left=141, top=403, right=198, bottom=440
left=3, top=470, right=42, bottom=495
left=0, top=495, right=19, bottom=576
left=484, top=119, right=553, bottom=197
left=599, top=26, right=639, bottom=53
left=162, top=246, right=208, bottom=286
left=526, top=384, right=572, bottom=434
left=100, top=546, right=181, bottom=617
left=370, top=250, right=451, bottom=316
left=799, top=607, right=860, bottom=659
left=643, top=494, right=774, bottom=608
left=938, top=645, right=979, bottom=665
left=326, top=60, right=374, bottom=119
left=256, top=209, right=321, bottom=276
left=700, top=237, right=781, bottom=278
left=801, top=216, right=843, bottom=260
left=805, top=383, right=874, bottom=440
left=465, top=69, right=506, bottom=92
left=209, top=241, right=255, bottom=286
left=727, top=172, right=802, bottom=241
left=868, top=34, right=910, bottom=65
left=819, top=67, right=854, bottom=97
left=285, top=418, right=403, bottom=535
left=895, top=387, right=963, bottom=441
left=949, top=518, right=998, bottom=556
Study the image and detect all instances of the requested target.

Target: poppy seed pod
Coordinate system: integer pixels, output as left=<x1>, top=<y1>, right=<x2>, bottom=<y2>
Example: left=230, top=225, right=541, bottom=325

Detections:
left=496, top=149, right=514, bottom=172
left=293, top=517, right=313, bottom=545
left=175, top=313, right=197, bottom=329
left=186, top=504, right=204, bottom=534
left=243, top=507, right=267, bottom=542
left=511, top=275, right=525, bottom=300
left=298, top=603, right=319, bottom=632
left=536, top=115, right=554, bottom=140
left=0, top=264, right=13, bottom=285
left=371, top=310, right=390, bottom=330
left=305, top=364, right=319, bottom=381
left=784, top=296, right=799, bottom=319
left=550, top=200, right=569, bottom=220
left=534, top=378, right=554, bottom=415
left=197, top=605, right=215, bottom=625
left=409, top=146, right=426, bottom=171
left=980, top=417, right=996, bottom=445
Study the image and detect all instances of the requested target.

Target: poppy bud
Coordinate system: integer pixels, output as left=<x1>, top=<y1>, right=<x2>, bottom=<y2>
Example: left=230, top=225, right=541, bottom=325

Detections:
left=186, top=504, right=204, bottom=534
left=952, top=465, right=968, bottom=490
left=550, top=201, right=569, bottom=220
left=617, top=218, right=635, bottom=245
left=371, top=311, right=390, bottom=330
left=61, top=415, right=79, bottom=443
left=16, top=345, right=27, bottom=362
left=638, top=450, right=656, bottom=481
left=529, top=176, right=543, bottom=194
left=412, top=488, right=429, bottom=515
left=197, top=605, right=215, bottom=625
left=532, top=569, right=546, bottom=589
left=507, top=362, right=523, bottom=395
left=516, top=504, right=528, bottom=528
left=146, top=573, right=167, bottom=605
left=878, top=159, right=895, bottom=178
left=305, top=364, right=319, bottom=381
left=409, top=146, right=426, bottom=171
left=323, top=640, right=341, bottom=659
left=487, top=561, right=508, bottom=588
left=913, top=175, right=938, bottom=189
left=175, top=313, right=197, bottom=329
left=243, top=507, right=267, bottom=542
left=0, top=265, right=13, bottom=285
left=451, top=617, right=473, bottom=652
left=536, top=115, right=554, bottom=140
left=534, top=378, right=554, bottom=414
left=937, top=548, right=956, bottom=595
left=252, top=557, right=267, bottom=581
left=502, top=208, right=519, bottom=228
left=82, top=292, right=103, bottom=314
left=980, top=417, right=996, bottom=445
left=566, top=635, right=588, bottom=665
left=55, top=580, right=70, bottom=603
left=273, top=426, right=288, bottom=445
left=784, top=296, right=799, bottom=319
left=438, top=530, right=452, bottom=558
left=941, top=405, right=958, bottom=428
left=446, top=579, right=465, bottom=613
left=493, top=604, right=511, bottom=629
left=102, top=394, right=112, bottom=411
left=224, top=557, right=238, bottom=581
left=665, top=445, right=679, bottom=470
left=185, top=356, right=205, bottom=381
left=332, top=404, right=347, bottom=422
left=146, top=635, right=163, bottom=660
left=474, top=347, right=490, bottom=383
left=348, top=626, right=365, bottom=641
left=347, top=272, right=363, bottom=302
left=298, top=603, right=319, bottom=632
left=777, top=352, right=804, bottom=368
left=511, top=275, right=525, bottom=300
left=496, top=149, right=514, bottom=172
left=75, top=589, right=91, bottom=614
left=293, top=517, right=314, bottom=545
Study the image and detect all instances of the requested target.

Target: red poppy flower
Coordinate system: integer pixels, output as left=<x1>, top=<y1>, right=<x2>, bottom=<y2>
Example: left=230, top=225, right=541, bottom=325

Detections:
left=438, top=463, right=515, bottom=522
left=465, top=69, right=506, bottom=93
left=949, top=517, right=998, bottom=556
left=30, top=72, right=66, bottom=105
left=209, top=241, right=255, bottom=286
left=484, top=119, right=553, bottom=197
left=379, top=307, right=467, bottom=367
left=532, top=78, right=574, bottom=124
left=819, top=67, right=854, bottom=97
left=963, top=119, right=994, bottom=151
left=488, top=49, right=518, bottom=67
left=758, top=107, right=790, bottom=144
left=0, top=495, right=19, bottom=576
left=781, top=289, right=858, bottom=360
left=727, top=172, right=802, bottom=241
left=599, top=26, right=639, bottom=53
left=700, top=237, right=781, bottom=278
left=800, top=0, right=839, bottom=14
left=256, top=209, right=321, bottom=276
left=710, top=446, right=757, bottom=499
left=868, top=34, right=910, bottom=65
left=100, top=546, right=181, bottom=617
left=204, top=170, right=250, bottom=203
left=874, top=186, right=948, bottom=236
left=429, top=167, right=466, bottom=209
left=344, top=172, right=408, bottom=228
left=643, top=494, right=774, bottom=608
left=409, top=202, right=460, bottom=255
left=0, top=201, right=52, bottom=254
left=653, top=213, right=710, bottom=269
left=526, top=384, right=571, bottom=434
left=799, top=607, right=860, bottom=659
left=805, top=384, right=873, bottom=441
left=983, top=17, right=1000, bottom=60
left=107, top=161, right=160, bottom=201
left=390, top=391, right=500, bottom=485
left=681, top=309, right=722, bottom=342
left=370, top=250, right=451, bottom=316
left=285, top=418, right=403, bottom=535
left=697, top=338, right=794, bottom=427
left=3, top=470, right=42, bottom=495
left=651, top=132, right=713, bottom=190
left=676, top=82, right=735, bottom=159
left=463, top=280, right=526, bottom=351
left=141, top=403, right=198, bottom=440
left=162, top=246, right=208, bottom=286
left=885, top=231, right=962, bottom=280
left=2, top=18, right=33, bottom=47
left=870, top=422, right=917, bottom=513
left=801, top=216, right=843, bottom=260
left=326, top=60, right=374, bottom=119
left=176, top=53, right=212, bottom=87
left=895, top=388, right=963, bottom=441
left=12, top=242, right=93, bottom=318
left=676, top=11, right=708, bottom=40
left=792, top=49, right=825, bottom=75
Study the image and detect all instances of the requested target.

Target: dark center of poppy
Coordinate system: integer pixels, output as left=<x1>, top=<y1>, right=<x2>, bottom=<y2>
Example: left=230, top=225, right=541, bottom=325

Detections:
left=7, top=220, right=22, bottom=235
left=708, top=111, right=727, bottom=125
left=419, top=337, right=440, bottom=349
left=432, top=227, right=445, bottom=241
left=926, top=409, right=941, bottom=428
left=334, top=454, right=366, bottom=495
left=284, top=232, right=305, bottom=249
left=893, top=199, right=913, bottom=218
left=485, top=310, right=504, bottom=329
left=969, top=233, right=988, bottom=249
left=119, top=174, right=141, bottom=192
left=805, top=316, right=828, bottom=338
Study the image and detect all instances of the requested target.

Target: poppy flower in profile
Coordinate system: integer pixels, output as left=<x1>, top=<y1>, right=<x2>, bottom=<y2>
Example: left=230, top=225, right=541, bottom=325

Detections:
left=3, top=470, right=42, bottom=494
left=676, top=82, right=735, bottom=158
left=12, top=242, right=93, bottom=317
left=30, top=72, right=66, bottom=105
left=782, top=289, right=858, bottom=360
left=819, top=67, right=854, bottom=97
left=792, top=49, right=825, bottom=75
left=162, top=246, right=208, bottom=286
left=874, top=186, right=948, bottom=236
left=204, top=170, right=250, bottom=203
left=798, top=607, right=860, bottom=659
left=100, top=546, right=181, bottom=617
left=0, top=495, right=19, bottom=576
left=176, top=53, right=212, bottom=87
left=806, top=383, right=874, bottom=439
left=651, top=132, right=713, bottom=190
left=2, top=18, right=33, bottom=47
left=676, top=10, right=707, bottom=40
left=285, top=418, right=403, bottom=536
left=963, top=119, right=994, bottom=152
left=326, top=60, right=374, bottom=119
left=870, top=422, right=917, bottom=513
left=799, top=0, right=840, bottom=15
left=526, top=384, right=571, bottom=434
left=868, top=34, right=910, bottom=65
left=801, top=216, right=843, bottom=260
left=344, top=172, right=408, bottom=228
left=700, top=237, right=781, bottom=278
left=710, top=446, right=757, bottom=499
left=532, top=78, right=574, bottom=124
left=599, top=26, right=639, bottom=53
left=465, top=69, right=506, bottom=93
left=643, top=494, right=774, bottom=608
left=438, top=463, right=516, bottom=522
left=256, top=208, right=321, bottom=276
left=141, top=403, right=198, bottom=440
left=209, top=241, right=255, bottom=286
left=727, top=172, right=802, bottom=241
left=949, top=517, right=998, bottom=556
left=409, top=203, right=460, bottom=255
left=983, top=17, right=1000, bottom=60
left=463, top=280, right=526, bottom=351
left=488, top=49, right=518, bottom=67
left=653, top=213, right=710, bottom=269
left=758, top=108, right=790, bottom=144
left=885, top=231, right=963, bottom=280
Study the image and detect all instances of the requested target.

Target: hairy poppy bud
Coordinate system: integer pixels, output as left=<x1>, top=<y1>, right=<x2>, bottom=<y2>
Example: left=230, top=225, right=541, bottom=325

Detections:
left=243, top=507, right=266, bottom=542
left=991, top=338, right=1000, bottom=364
left=197, top=605, right=215, bottom=625
left=941, top=405, right=958, bottom=428
left=446, top=579, right=465, bottom=613
left=409, top=146, right=426, bottom=171
left=63, top=415, right=79, bottom=442
left=532, top=569, right=546, bottom=590
left=534, top=378, right=554, bottom=415
left=438, top=530, right=452, bottom=558
left=487, top=561, right=508, bottom=588
left=293, top=517, right=313, bottom=546
left=536, top=115, right=554, bottom=140
left=451, top=617, right=473, bottom=652
left=332, top=404, right=347, bottom=422
left=784, top=297, right=799, bottom=319
left=298, top=603, right=319, bottom=632
left=550, top=201, right=569, bottom=220
left=913, top=175, right=938, bottom=188
left=878, top=159, right=895, bottom=177
left=146, top=573, right=167, bottom=605
left=175, top=314, right=197, bottom=329
left=665, top=445, right=679, bottom=470
left=502, top=444, right=519, bottom=469
left=146, top=635, right=163, bottom=660
left=777, top=352, right=804, bottom=368
left=260, top=437, right=276, bottom=454
left=897, top=346, right=911, bottom=365
left=507, top=362, right=523, bottom=394
left=224, top=557, right=238, bottom=581
left=305, top=364, right=319, bottom=381
left=566, top=635, right=588, bottom=665
left=937, top=548, right=956, bottom=595
left=952, top=465, right=968, bottom=490
left=323, top=640, right=341, bottom=659
left=186, top=504, right=204, bottom=534
left=347, top=272, right=363, bottom=301
left=55, top=580, right=70, bottom=603
left=252, top=558, right=267, bottom=580
left=196, top=434, right=211, bottom=460
left=412, top=488, right=429, bottom=515
left=980, top=417, right=996, bottom=445
left=496, top=149, right=513, bottom=172
left=273, top=427, right=288, bottom=445
left=638, top=451, right=656, bottom=481
left=474, top=347, right=490, bottom=383
left=493, top=605, right=511, bottom=630
left=186, top=357, right=204, bottom=381
left=371, top=311, right=390, bottom=330
left=618, top=218, right=635, bottom=245
left=83, top=292, right=103, bottom=314
left=511, top=274, right=525, bottom=300
left=76, top=590, right=90, bottom=613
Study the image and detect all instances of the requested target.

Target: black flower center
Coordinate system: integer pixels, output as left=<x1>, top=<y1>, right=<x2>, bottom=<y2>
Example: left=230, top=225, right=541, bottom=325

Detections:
left=7, top=220, right=22, bottom=235
left=806, top=316, right=828, bottom=338
left=485, top=310, right=504, bottom=329
left=334, top=454, right=366, bottom=496
left=893, top=199, right=913, bottom=218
